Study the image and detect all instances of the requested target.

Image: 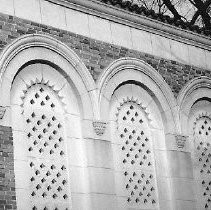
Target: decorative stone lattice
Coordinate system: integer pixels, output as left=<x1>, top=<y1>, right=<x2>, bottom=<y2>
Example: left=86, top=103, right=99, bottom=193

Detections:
left=194, top=116, right=211, bottom=209
left=23, top=84, right=70, bottom=210
left=116, top=101, right=157, bottom=208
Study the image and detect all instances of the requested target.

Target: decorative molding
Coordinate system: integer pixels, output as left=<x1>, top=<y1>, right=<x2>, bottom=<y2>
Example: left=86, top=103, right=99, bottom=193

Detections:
left=98, top=58, right=177, bottom=112
left=0, top=106, right=6, bottom=119
left=178, top=76, right=211, bottom=106
left=0, top=34, right=98, bottom=119
left=175, top=134, right=188, bottom=149
left=47, top=0, right=211, bottom=50
left=19, top=78, right=66, bottom=114
left=115, top=96, right=152, bottom=123
left=93, top=120, right=107, bottom=136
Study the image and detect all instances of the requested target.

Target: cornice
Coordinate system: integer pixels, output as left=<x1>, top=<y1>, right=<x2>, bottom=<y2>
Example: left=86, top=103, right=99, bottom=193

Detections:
left=46, top=0, right=211, bottom=50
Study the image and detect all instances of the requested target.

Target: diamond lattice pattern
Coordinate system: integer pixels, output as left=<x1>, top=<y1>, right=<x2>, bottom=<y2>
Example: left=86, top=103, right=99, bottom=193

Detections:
left=117, top=102, right=157, bottom=208
left=24, top=84, right=70, bottom=210
left=194, top=117, right=211, bottom=209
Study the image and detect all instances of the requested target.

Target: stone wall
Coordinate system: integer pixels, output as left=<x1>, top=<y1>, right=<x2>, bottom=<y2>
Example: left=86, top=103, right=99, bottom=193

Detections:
left=0, top=12, right=210, bottom=97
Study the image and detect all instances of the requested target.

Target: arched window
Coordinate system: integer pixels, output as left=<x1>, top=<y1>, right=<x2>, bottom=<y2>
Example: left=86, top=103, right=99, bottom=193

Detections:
left=193, top=114, right=211, bottom=209
left=116, top=99, right=157, bottom=208
left=110, top=83, right=161, bottom=210
left=11, top=63, right=79, bottom=210
left=23, top=83, right=70, bottom=209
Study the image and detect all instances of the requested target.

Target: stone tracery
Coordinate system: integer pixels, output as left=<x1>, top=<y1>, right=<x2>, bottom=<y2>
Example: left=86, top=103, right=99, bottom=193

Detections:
left=193, top=114, right=211, bottom=209
left=23, top=83, right=70, bottom=210
left=116, top=98, right=157, bottom=208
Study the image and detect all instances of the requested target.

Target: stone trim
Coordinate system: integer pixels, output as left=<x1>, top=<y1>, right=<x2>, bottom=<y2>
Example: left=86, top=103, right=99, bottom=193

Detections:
left=98, top=57, right=177, bottom=112
left=93, top=120, right=107, bottom=136
left=175, top=134, right=188, bottom=149
left=178, top=76, right=211, bottom=107
left=47, top=0, right=211, bottom=50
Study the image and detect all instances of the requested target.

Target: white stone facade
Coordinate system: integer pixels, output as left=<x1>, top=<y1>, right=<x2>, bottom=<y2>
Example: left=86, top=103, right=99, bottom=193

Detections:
left=0, top=1, right=211, bottom=210
left=0, top=34, right=209, bottom=210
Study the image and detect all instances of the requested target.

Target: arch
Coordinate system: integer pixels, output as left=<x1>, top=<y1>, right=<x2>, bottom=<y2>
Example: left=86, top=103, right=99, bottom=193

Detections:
left=178, top=77, right=211, bottom=210
left=0, top=34, right=97, bottom=120
left=97, top=57, right=177, bottom=134
left=98, top=57, right=176, bottom=210
left=0, top=34, right=95, bottom=209
left=178, top=76, right=211, bottom=135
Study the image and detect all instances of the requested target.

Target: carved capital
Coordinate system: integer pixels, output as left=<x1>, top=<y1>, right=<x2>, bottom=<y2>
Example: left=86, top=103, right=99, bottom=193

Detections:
left=175, top=135, right=188, bottom=149
left=0, top=106, right=6, bottom=119
left=93, top=120, right=107, bottom=136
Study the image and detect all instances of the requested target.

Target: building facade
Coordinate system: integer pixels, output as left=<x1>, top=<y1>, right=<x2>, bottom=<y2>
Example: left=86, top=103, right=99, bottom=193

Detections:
left=0, top=0, right=211, bottom=210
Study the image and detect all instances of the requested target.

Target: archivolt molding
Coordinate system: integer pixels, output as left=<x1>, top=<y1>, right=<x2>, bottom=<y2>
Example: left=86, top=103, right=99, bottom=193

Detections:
left=178, top=76, right=211, bottom=136
left=178, top=76, right=211, bottom=111
left=98, top=58, right=177, bottom=133
left=0, top=34, right=95, bottom=92
left=0, top=34, right=97, bottom=119
left=98, top=57, right=176, bottom=111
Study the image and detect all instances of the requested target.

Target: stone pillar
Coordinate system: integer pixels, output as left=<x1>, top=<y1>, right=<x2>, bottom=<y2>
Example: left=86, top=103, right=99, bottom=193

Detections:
left=165, top=133, right=195, bottom=210
left=81, top=119, right=117, bottom=210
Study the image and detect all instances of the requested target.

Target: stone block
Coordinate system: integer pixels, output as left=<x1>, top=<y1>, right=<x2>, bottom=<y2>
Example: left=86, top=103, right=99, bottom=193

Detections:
left=131, top=28, right=152, bottom=55
left=14, top=0, right=41, bottom=23
left=89, top=167, right=115, bottom=194
left=41, top=0, right=66, bottom=30
left=170, top=40, right=189, bottom=64
left=154, top=150, right=169, bottom=177
left=14, top=159, right=30, bottom=189
left=151, top=129, right=166, bottom=150
left=114, top=171, right=127, bottom=197
left=159, top=199, right=173, bottom=210
left=80, top=92, right=94, bottom=120
left=13, top=130, right=28, bottom=161
left=16, top=188, right=31, bottom=210
left=66, top=8, right=90, bottom=37
left=66, top=137, right=86, bottom=167
left=0, top=0, right=14, bottom=16
left=71, top=193, right=91, bottom=210
left=110, top=22, right=133, bottom=49
left=151, top=34, right=172, bottom=60
left=116, top=196, right=128, bottom=210
left=176, top=199, right=196, bottom=210
left=65, top=114, right=82, bottom=139
left=85, top=138, right=113, bottom=168
left=167, top=150, right=193, bottom=178
left=11, top=105, right=24, bottom=132
left=68, top=167, right=89, bottom=193
left=205, top=50, right=211, bottom=70
left=172, top=177, right=195, bottom=200
left=89, top=15, right=112, bottom=43
left=156, top=177, right=172, bottom=201
left=188, top=45, right=206, bottom=69
left=90, top=193, right=117, bottom=210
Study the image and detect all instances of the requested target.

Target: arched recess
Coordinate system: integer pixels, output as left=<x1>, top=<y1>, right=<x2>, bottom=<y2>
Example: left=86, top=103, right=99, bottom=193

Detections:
left=0, top=34, right=97, bottom=120
left=178, top=77, right=211, bottom=210
left=178, top=76, right=211, bottom=136
left=0, top=34, right=97, bottom=210
left=97, top=58, right=176, bottom=210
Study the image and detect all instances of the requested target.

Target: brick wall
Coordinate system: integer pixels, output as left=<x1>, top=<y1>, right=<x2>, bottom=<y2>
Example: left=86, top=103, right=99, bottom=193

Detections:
left=0, top=126, right=16, bottom=210
left=0, top=13, right=210, bottom=97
